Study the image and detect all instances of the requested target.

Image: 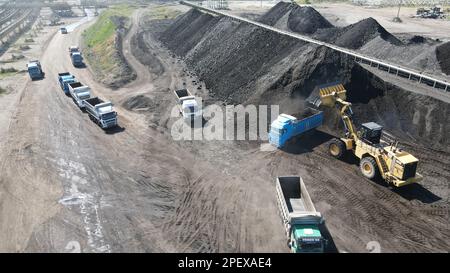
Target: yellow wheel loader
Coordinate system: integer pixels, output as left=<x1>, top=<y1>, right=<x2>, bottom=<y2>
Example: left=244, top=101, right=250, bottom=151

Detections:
left=309, top=83, right=423, bottom=187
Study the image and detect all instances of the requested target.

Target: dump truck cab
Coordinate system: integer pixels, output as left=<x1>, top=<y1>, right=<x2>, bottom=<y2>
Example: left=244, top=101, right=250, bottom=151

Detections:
left=71, top=52, right=83, bottom=67
left=27, top=61, right=43, bottom=80
left=290, top=224, right=325, bottom=253
left=180, top=96, right=200, bottom=119
left=269, top=114, right=295, bottom=141
left=69, top=46, right=79, bottom=54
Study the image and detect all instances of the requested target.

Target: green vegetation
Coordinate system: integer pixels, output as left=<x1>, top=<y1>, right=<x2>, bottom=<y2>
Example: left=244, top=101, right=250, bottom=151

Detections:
left=0, top=86, right=7, bottom=95
left=0, top=67, right=18, bottom=73
left=145, top=5, right=183, bottom=20
left=83, top=5, right=134, bottom=49
left=0, top=67, right=18, bottom=79
left=82, top=4, right=135, bottom=84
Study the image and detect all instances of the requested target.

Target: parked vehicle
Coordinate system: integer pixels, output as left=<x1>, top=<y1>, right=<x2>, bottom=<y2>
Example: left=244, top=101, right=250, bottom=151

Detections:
left=68, top=82, right=91, bottom=109
left=173, top=89, right=202, bottom=120
left=269, top=108, right=323, bottom=148
left=57, top=72, right=76, bottom=95
left=60, top=27, right=68, bottom=34
left=71, top=52, right=83, bottom=67
left=27, top=60, right=44, bottom=80
left=69, top=46, right=79, bottom=54
left=84, top=97, right=118, bottom=129
left=276, top=176, right=327, bottom=253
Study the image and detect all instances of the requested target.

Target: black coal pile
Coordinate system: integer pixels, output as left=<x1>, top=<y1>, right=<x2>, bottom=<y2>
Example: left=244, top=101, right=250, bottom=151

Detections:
left=161, top=9, right=221, bottom=56
left=160, top=9, right=353, bottom=105
left=258, top=1, right=292, bottom=26
left=333, top=18, right=403, bottom=49
left=288, top=5, right=334, bottom=34
left=436, top=41, right=450, bottom=75
left=408, top=35, right=426, bottom=45
left=260, top=2, right=334, bottom=35
left=259, top=2, right=401, bottom=49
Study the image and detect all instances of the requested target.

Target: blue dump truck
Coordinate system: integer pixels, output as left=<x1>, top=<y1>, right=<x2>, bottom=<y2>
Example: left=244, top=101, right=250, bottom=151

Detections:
left=269, top=107, right=323, bottom=148
left=58, top=72, right=77, bottom=95
left=26, top=60, right=44, bottom=80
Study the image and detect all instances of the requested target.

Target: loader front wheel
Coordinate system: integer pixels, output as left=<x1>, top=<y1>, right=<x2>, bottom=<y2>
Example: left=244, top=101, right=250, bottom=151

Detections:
left=360, top=157, right=379, bottom=180
left=328, top=138, right=345, bottom=159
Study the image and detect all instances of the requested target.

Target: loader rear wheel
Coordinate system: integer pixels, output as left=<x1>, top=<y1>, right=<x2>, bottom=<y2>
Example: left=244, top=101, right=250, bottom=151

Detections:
left=328, top=138, right=345, bottom=159
left=360, top=157, right=379, bottom=180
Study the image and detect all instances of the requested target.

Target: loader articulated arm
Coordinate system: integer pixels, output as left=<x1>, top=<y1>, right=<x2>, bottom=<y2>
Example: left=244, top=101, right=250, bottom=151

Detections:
left=311, top=83, right=359, bottom=140
left=336, top=98, right=358, bottom=140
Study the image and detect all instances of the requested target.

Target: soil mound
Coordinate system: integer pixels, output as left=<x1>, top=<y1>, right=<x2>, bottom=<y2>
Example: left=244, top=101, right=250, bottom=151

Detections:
left=334, top=18, right=403, bottom=49
left=122, top=94, right=154, bottom=110
left=436, top=41, right=450, bottom=75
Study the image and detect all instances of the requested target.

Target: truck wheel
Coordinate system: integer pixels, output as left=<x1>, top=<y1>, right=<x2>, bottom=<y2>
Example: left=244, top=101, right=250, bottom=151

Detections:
left=328, top=138, right=345, bottom=159
left=360, top=157, right=379, bottom=180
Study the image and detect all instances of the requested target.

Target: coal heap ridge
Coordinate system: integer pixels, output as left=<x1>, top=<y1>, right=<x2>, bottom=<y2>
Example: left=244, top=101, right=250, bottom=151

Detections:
left=334, top=17, right=403, bottom=49
left=260, top=1, right=402, bottom=49
left=436, top=41, right=450, bottom=75
left=259, top=2, right=333, bottom=34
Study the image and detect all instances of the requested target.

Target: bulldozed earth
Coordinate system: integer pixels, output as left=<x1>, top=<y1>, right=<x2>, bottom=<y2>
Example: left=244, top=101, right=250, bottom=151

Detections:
left=0, top=2, right=449, bottom=253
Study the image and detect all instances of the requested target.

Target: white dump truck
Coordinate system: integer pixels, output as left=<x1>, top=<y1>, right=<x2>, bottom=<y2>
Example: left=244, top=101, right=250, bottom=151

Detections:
left=84, top=97, right=118, bottom=129
left=173, top=88, right=202, bottom=120
left=68, top=82, right=91, bottom=109
left=276, top=176, right=327, bottom=253
left=68, top=46, right=79, bottom=54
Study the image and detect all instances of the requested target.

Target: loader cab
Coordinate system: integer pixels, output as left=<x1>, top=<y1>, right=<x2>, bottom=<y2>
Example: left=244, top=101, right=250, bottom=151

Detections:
left=359, top=122, right=383, bottom=144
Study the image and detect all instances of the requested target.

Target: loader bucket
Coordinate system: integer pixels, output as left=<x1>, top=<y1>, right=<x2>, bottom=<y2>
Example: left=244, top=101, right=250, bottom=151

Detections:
left=307, top=82, right=347, bottom=108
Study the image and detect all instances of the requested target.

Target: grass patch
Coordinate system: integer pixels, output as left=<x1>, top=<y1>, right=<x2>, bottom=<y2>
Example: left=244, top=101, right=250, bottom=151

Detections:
left=0, top=71, right=18, bottom=80
left=83, top=5, right=134, bottom=49
left=0, top=86, right=7, bottom=95
left=82, top=4, right=136, bottom=86
left=145, top=5, right=183, bottom=20
left=0, top=67, right=18, bottom=75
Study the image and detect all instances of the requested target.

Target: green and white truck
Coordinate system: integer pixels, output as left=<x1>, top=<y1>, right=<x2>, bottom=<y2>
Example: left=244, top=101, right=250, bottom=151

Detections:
left=276, top=176, right=327, bottom=253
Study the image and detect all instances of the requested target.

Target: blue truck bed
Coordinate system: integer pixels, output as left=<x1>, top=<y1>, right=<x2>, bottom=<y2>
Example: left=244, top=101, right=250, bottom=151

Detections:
left=58, top=72, right=76, bottom=95
left=269, top=108, right=323, bottom=148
